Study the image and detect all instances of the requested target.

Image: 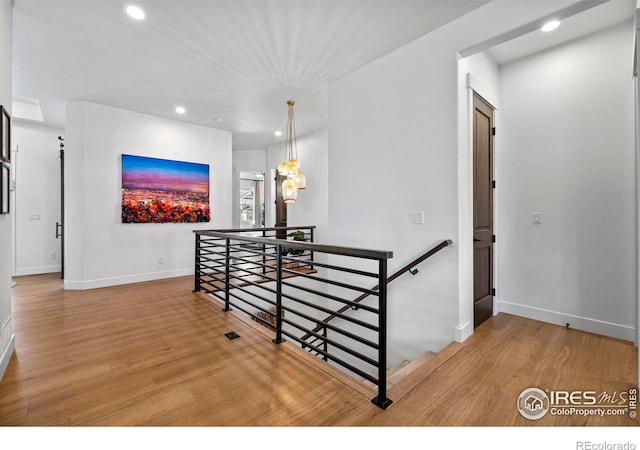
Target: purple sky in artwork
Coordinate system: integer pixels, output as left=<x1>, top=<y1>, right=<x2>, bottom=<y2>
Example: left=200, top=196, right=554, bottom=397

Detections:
left=122, top=154, right=209, bottom=193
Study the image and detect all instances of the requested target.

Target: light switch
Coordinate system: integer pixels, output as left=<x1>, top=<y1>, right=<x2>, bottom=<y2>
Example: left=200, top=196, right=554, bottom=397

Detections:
left=532, top=212, right=542, bottom=225
left=411, top=211, right=425, bottom=225
left=28, top=214, right=40, bottom=221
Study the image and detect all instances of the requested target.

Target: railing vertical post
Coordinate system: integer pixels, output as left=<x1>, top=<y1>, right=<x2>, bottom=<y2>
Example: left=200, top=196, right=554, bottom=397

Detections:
left=194, top=233, right=201, bottom=292
left=309, top=227, right=315, bottom=269
left=372, top=257, right=393, bottom=409
left=223, top=237, right=231, bottom=312
left=262, top=229, right=267, bottom=275
left=322, top=325, right=328, bottom=362
left=273, top=244, right=284, bottom=344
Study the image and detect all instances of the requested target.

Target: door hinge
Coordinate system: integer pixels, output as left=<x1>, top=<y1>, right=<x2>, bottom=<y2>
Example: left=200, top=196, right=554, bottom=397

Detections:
left=492, top=235, right=496, bottom=243
left=492, top=288, right=496, bottom=296
left=492, top=180, right=496, bottom=189
left=492, top=127, right=496, bottom=136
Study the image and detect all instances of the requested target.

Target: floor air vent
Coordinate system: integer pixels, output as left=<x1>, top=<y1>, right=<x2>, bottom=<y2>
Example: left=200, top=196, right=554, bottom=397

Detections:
left=224, top=331, right=240, bottom=340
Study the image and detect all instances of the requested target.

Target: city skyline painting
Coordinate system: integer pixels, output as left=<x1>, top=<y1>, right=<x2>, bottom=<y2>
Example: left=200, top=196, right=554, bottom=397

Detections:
left=121, top=154, right=210, bottom=223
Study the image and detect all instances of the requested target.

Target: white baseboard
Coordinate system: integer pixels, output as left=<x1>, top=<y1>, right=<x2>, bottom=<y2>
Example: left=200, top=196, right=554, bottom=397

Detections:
left=15, top=265, right=62, bottom=276
left=454, top=321, right=473, bottom=343
left=64, top=267, right=194, bottom=290
left=0, top=319, right=15, bottom=382
left=498, top=300, right=635, bottom=342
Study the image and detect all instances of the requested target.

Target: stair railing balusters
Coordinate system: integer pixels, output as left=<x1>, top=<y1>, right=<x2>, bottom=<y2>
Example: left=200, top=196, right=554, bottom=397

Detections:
left=193, top=226, right=396, bottom=410
left=194, top=233, right=201, bottom=292
left=322, top=325, right=328, bottom=361
left=224, top=237, right=231, bottom=311
left=273, top=243, right=284, bottom=344
left=372, top=257, right=392, bottom=409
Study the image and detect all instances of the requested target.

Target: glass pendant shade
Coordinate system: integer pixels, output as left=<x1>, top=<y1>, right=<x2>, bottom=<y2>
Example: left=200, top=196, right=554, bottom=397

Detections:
left=282, top=178, right=297, bottom=203
left=278, top=100, right=306, bottom=203
left=277, top=162, right=289, bottom=176
left=292, top=171, right=306, bottom=190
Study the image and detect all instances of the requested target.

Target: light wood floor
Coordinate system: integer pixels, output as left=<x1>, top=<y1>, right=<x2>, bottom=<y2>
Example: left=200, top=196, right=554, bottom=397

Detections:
left=0, top=273, right=637, bottom=426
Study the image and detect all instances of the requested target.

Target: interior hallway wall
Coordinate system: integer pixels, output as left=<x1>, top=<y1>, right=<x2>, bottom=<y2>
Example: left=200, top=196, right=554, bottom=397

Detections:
left=64, top=102, right=232, bottom=290
left=327, top=0, right=598, bottom=365
left=497, top=20, right=636, bottom=341
left=0, top=0, right=13, bottom=381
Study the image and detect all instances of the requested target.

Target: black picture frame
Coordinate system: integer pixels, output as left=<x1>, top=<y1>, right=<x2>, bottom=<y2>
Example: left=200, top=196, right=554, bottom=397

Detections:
left=1, top=163, right=9, bottom=214
left=0, top=105, right=9, bottom=164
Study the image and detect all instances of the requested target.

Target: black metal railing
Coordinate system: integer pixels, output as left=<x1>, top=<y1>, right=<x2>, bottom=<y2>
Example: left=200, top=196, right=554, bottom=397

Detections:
left=301, top=239, right=453, bottom=346
left=193, top=226, right=394, bottom=409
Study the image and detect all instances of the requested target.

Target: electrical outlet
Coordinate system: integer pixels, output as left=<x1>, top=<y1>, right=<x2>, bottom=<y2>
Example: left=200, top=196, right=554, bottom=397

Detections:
left=49, top=252, right=55, bottom=260
left=532, top=212, right=542, bottom=225
left=411, top=211, right=425, bottom=224
left=157, top=256, right=163, bottom=264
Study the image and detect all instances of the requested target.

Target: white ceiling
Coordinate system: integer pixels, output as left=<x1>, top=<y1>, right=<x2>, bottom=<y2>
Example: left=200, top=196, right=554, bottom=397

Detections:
left=11, top=0, right=485, bottom=150
left=11, top=1, right=637, bottom=151
left=487, top=0, right=636, bottom=65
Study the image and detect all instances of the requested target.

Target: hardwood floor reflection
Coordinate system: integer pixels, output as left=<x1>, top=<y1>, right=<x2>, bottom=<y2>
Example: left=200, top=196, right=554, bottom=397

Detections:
left=0, top=273, right=636, bottom=426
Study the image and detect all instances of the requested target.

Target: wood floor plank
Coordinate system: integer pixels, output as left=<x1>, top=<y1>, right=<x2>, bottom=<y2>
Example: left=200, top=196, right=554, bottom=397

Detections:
left=0, top=273, right=637, bottom=426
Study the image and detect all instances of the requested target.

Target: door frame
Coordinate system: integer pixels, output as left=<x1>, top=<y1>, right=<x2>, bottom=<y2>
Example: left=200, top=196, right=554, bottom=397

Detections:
left=456, top=71, right=500, bottom=342
left=472, top=91, right=495, bottom=328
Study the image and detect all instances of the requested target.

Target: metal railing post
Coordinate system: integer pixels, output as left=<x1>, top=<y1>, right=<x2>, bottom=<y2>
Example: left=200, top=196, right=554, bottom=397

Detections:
left=372, top=257, right=393, bottom=410
left=309, top=227, right=315, bottom=269
left=322, top=325, right=328, bottom=361
left=273, top=243, right=284, bottom=344
left=262, top=229, right=267, bottom=275
left=194, top=233, right=201, bottom=292
left=224, top=237, right=231, bottom=311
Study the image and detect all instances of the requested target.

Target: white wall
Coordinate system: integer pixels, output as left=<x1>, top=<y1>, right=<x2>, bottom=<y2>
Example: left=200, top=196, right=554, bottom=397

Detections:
left=497, top=21, right=636, bottom=341
left=64, top=102, right=232, bottom=290
left=327, top=0, right=591, bottom=363
left=267, top=127, right=329, bottom=243
left=0, top=0, right=13, bottom=381
left=13, top=122, right=64, bottom=276
left=635, top=1, right=639, bottom=378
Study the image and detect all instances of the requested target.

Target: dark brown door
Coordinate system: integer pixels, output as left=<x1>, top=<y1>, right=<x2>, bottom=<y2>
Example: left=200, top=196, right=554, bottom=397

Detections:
left=473, top=93, right=494, bottom=328
left=275, top=173, right=287, bottom=239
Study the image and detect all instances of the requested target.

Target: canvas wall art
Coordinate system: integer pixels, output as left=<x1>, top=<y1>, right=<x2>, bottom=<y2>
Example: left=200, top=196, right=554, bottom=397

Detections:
left=121, top=154, right=210, bottom=223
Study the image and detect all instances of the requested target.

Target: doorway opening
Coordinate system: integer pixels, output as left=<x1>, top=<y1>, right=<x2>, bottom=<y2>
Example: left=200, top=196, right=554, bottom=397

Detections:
left=239, top=171, right=264, bottom=229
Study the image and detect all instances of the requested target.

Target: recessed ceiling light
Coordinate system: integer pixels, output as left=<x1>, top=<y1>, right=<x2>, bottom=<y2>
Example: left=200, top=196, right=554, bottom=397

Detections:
left=541, top=20, right=560, bottom=32
left=125, top=5, right=145, bottom=21
left=175, top=106, right=186, bottom=114
left=274, top=130, right=282, bottom=137
left=215, top=117, right=223, bottom=123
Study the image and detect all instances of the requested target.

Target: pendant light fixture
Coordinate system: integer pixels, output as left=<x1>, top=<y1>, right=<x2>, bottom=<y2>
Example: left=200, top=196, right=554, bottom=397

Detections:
left=278, top=100, right=306, bottom=203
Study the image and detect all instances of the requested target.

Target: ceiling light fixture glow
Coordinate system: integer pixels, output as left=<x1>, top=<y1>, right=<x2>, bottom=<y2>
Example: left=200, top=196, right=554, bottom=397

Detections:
left=541, top=20, right=560, bottom=32
left=274, top=130, right=282, bottom=137
left=175, top=106, right=186, bottom=114
left=125, top=5, right=146, bottom=21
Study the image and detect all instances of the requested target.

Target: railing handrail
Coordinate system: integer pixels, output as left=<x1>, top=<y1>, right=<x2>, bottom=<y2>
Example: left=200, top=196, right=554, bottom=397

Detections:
left=196, top=225, right=316, bottom=234
left=301, top=239, right=453, bottom=341
left=194, top=229, right=393, bottom=260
